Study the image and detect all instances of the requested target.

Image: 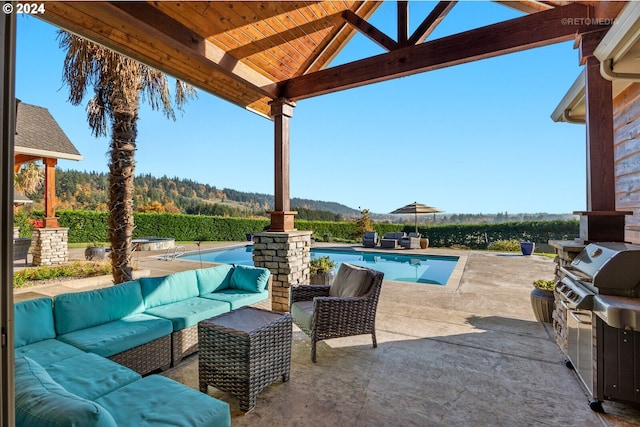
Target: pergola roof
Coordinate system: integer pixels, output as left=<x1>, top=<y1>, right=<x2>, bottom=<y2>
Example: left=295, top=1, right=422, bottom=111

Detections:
left=38, top=1, right=624, bottom=118
left=15, top=101, right=82, bottom=161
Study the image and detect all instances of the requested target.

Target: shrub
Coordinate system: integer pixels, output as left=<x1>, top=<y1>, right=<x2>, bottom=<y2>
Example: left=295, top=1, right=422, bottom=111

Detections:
left=13, top=261, right=112, bottom=288
left=533, top=279, right=556, bottom=291
left=487, top=239, right=522, bottom=252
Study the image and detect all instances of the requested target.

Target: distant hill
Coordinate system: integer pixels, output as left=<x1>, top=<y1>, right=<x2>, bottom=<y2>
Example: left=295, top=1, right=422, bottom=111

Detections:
left=32, top=169, right=361, bottom=220
left=21, top=169, right=575, bottom=224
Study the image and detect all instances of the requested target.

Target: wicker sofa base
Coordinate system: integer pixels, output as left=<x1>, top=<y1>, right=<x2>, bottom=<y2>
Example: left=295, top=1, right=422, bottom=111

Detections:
left=108, top=335, right=171, bottom=375
left=171, top=325, right=199, bottom=366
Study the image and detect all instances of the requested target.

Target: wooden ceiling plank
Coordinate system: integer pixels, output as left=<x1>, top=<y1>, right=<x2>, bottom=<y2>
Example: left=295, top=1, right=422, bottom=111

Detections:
left=155, top=2, right=294, bottom=84
left=40, top=2, right=271, bottom=115
left=407, top=1, right=457, bottom=45
left=216, top=2, right=303, bottom=80
left=281, top=3, right=601, bottom=100
left=342, top=10, right=398, bottom=51
left=303, top=1, right=381, bottom=73
left=112, top=2, right=277, bottom=94
left=179, top=1, right=295, bottom=82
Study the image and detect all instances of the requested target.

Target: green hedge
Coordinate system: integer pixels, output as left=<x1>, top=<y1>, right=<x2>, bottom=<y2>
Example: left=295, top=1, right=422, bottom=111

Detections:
left=39, top=210, right=579, bottom=249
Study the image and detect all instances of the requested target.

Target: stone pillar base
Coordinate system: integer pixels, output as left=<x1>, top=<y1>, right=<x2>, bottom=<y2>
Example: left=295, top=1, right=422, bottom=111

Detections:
left=31, top=227, right=69, bottom=266
left=253, top=230, right=312, bottom=312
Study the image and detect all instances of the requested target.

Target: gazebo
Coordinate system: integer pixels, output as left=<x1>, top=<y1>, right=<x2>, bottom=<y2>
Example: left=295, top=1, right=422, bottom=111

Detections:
left=14, top=100, right=82, bottom=264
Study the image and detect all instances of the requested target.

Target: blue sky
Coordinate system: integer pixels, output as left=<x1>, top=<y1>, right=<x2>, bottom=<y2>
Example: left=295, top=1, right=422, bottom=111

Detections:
left=16, top=2, right=586, bottom=215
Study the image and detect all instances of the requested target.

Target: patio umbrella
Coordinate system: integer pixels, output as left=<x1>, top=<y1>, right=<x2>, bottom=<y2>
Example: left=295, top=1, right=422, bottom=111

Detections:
left=390, top=202, right=443, bottom=233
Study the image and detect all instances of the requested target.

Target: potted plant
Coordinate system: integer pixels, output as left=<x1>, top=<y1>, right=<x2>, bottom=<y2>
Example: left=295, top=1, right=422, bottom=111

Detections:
left=309, top=256, right=337, bottom=285
left=531, top=279, right=556, bottom=323
left=520, top=241, right=535, bottom=256
left=85, top=242, right=106, bottom=261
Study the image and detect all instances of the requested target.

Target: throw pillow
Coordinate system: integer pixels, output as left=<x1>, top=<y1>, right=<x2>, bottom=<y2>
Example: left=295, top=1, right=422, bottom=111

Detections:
left=230, top=265, right=270, bottom=293
left=329, top=263, right=373, bottom=297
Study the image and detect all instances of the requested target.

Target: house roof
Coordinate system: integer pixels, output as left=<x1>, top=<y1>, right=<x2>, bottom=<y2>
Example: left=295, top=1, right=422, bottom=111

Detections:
left=552, top=1, right=640, bottom=124
left=15, top=101, right=82, bottom=161
left=37, top=1, right=622, bottom=119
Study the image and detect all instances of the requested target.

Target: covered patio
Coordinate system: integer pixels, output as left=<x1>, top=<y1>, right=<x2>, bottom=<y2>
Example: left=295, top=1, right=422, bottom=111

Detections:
left=3, top=1, right=640, bottom=425
left=12, top=244, right=640, bottom=425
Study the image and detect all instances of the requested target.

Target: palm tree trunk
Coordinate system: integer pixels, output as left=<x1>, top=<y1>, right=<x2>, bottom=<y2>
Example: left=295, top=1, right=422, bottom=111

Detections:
left=108, top=93, right=138, bottom=284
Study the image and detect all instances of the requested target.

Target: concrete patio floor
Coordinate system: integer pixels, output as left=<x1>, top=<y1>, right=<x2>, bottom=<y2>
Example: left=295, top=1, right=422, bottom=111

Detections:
left=13, top=243, right=640, bottom=426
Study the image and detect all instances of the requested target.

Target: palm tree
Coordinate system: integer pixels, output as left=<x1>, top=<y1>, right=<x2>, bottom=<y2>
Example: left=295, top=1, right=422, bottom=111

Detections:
left=59, top=32, right=195, bottom=283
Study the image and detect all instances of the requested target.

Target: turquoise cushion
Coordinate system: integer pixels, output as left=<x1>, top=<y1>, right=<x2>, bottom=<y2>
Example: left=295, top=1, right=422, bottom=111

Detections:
left=196, top=265, right=233, bottom=294
left=14, top=297, right=55, bottom=347
left=56, top=313, right=172, bottom=358
left=290, top=300, right=314, bottom=332
left=54, top=281, right=144, bottom=335
left=144, top=297, right=230, bottom=331
left=201, top=289, right=269, bottom=310
left=140, top=270, right=199, bottom=309
left=14, top=339, right=85, bottom=367
left=229, top=265, right=270, bottom=293
left=46, top=353, right=141, bottom=400
left=96, top=375, right=230, bottom=427
left=15, top=357, right=117, bottom=427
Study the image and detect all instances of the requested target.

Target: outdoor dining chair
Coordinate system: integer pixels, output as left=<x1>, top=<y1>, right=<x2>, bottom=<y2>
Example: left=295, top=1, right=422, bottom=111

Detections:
left=290, top=263, right=384, bottom=362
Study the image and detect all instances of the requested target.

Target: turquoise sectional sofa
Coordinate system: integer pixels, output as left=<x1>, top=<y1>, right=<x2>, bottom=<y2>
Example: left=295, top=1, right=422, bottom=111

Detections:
left=13, top=264, right=271, bottom=427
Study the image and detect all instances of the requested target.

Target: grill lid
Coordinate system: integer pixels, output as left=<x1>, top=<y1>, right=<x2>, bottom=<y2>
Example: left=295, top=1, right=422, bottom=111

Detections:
left=571, top=242, right=640, bottom=292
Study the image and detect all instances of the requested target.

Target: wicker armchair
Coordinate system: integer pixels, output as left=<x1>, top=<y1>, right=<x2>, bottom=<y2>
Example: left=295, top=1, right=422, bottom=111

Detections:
left=290, top=263, right=384, bottom=362
left=362, top=231, right=378, bottom=248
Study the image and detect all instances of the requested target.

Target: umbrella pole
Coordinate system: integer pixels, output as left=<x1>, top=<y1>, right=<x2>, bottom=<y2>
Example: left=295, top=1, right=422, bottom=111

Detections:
left=415, top=212, right=418, bottom=234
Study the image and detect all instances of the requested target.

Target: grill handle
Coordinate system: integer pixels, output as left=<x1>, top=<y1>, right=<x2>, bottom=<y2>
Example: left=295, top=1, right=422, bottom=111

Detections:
left=569, top=310, right=592, bottom=325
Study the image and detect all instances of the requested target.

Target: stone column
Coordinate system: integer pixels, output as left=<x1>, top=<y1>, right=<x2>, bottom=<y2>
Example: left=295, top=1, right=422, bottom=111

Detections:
left=31, top=228, right=69, bottom=266
left=253, top=230, right=312, bottom=312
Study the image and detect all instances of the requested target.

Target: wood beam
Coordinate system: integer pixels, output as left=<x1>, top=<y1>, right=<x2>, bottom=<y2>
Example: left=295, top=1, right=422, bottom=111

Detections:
left=397, top=1, right=409, bottom=48
left=281, top=4, right=601, bottom=100
left=13, top=154, right=41, bottom=171
left=269, top=99, right=297, bottom=232
left=494, top=1, right=553, bottom=15
left=578, top=29, right=608, bottom=66
left=584, top=56, right=615, bottom=212
left=43, top=158, right=58, bottom=228
left=342, top=10, right=398, bottom=51
left=408, top=1, right=456, bottom=46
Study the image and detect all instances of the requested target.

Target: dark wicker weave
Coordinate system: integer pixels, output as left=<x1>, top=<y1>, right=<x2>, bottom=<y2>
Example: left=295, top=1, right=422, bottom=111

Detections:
left=290, top=267, right=384, bottom=362
left=171, top=325, right=199, bottom=366
left=108, top=335, right=171, bottom=375
left=198, top=307, right=292, bottom=412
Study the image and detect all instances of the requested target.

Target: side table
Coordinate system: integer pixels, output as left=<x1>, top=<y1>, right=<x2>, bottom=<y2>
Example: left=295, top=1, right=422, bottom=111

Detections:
left=198, top=307, right=292, bottom=411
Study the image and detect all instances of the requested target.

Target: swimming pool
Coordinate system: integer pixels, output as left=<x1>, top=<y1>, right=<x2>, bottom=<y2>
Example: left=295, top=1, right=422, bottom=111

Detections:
left=181, top=245, right=458, bottom=285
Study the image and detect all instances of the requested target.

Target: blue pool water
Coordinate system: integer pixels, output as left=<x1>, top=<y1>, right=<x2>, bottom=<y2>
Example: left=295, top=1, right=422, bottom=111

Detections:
left=181, top=246, right=458, bottom=285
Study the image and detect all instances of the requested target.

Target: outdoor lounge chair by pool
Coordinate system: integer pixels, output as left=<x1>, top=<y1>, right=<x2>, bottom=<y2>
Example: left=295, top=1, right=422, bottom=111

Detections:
left=400, top=232, right=421, bottom=249
left=362, top=231, right=378, bottom=248
left=290, top=263, right=384, bottom=362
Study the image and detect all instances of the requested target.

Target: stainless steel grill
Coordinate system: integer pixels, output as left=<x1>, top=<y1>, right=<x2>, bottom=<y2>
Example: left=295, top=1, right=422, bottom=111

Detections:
left=557, top=242, right=640, bottom=413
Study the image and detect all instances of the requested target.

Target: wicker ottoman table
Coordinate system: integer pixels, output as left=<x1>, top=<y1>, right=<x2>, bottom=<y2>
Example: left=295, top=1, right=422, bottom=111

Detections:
left=198, top=307, right=292, bottom=412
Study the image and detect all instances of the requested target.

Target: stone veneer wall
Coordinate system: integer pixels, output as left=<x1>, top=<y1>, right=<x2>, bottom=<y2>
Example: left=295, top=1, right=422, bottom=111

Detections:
left=550, top=240, right=585, bottom=355
left=31, top=228, right=69, bottom=266
left=252, top=230, right=312, bottom=312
